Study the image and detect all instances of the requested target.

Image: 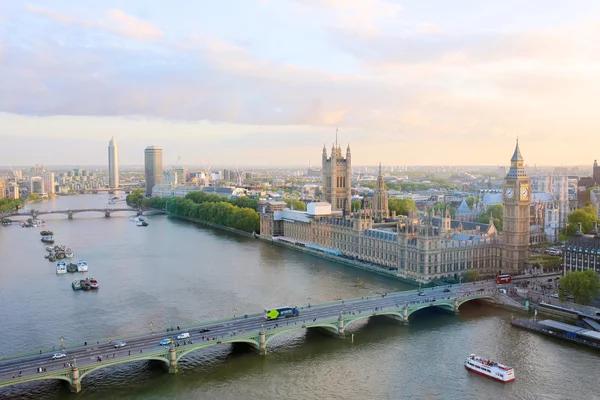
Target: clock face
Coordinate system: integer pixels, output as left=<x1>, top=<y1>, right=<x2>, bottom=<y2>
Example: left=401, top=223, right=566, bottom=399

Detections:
left=505, top=188, right=514, bottom=199
left=520, top=186, right=529, bottom=200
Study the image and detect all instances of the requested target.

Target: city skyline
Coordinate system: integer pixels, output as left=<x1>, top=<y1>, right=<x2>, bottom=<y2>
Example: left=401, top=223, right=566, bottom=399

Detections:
left=1, top=1, right=600, bottom=166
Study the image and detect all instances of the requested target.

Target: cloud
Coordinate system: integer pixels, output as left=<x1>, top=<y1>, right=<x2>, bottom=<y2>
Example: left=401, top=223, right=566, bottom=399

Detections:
left=101, top=9, right=163, bottom=41
left=26, top=4, right=163, bottom=42
left=418, top=22, right=443, bottom=35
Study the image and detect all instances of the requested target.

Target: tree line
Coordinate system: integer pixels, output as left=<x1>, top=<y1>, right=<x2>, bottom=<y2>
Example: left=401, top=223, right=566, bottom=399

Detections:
left=0, top=197, right=25, bottom=214
left=126, top=189, right=260, bottom=233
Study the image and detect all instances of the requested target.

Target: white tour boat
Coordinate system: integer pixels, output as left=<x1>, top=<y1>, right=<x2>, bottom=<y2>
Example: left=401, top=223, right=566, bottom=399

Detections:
left=56, top=261, right=67, bottom=274
left=65, top=251, right=74, bottom=259
left=76, top=260, right=88, bottom=272
left=465, top=354, right=515, bottom=383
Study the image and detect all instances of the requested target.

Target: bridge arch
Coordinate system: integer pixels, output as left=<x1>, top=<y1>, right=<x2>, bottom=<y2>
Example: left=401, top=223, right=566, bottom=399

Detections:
left=407, top=303, right=455, bottom=320
left=456, top=295, right=496, bottom=309
left=0, top=373, right=72, bottom=391
left=175, top=338, right=259, bottom=362
left=78, top=355, right=170, bottom=381
left=343, top=311, right=405, bottom=331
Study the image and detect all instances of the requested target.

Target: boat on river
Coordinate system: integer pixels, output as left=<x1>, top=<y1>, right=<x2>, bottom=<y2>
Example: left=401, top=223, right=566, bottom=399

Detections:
left=137, top=221, right=149, bottom=227
left=80, top=279, right=92, bottom=290
left=67, top=263, right=78, bottom=273
left=40, top=230, right=53, bottom=236
left=465, top=354, right=515, bottom=383
left=86, top=277, right=99, bottom=289
left=72, top=280, right=82, bottom=290
left=65, top=251, right=74, bottom=259
left=77, top=260, right=88, bottom=272
left=56, top=261, right=67, bottom=274
left=41, top=235, right=54, bottom=244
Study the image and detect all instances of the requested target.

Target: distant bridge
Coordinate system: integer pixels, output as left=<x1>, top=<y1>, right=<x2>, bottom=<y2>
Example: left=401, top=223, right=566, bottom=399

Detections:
left=3, top=208, right=165, bottom=220
left=0, top=284, right=498, bottom=393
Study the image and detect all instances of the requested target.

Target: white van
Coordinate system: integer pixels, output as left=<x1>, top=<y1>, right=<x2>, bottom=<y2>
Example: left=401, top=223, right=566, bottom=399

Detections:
left=176, top=332, right=190, bottom=340
left=498, top=288, right=507, bottom=294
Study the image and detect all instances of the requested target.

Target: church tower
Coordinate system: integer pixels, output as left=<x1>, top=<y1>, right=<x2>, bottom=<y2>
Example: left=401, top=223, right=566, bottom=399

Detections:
left=502, top=140, right=531, bottom=274
left=372, top=163, right=389, bottom=222
left=321, top=136, right=352, bottom=216
left=593, top=159, right=600, bottom=186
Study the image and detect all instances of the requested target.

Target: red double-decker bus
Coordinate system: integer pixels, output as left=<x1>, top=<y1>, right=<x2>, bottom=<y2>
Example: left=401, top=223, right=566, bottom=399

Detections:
left=496, top=274, right=512, bottom=284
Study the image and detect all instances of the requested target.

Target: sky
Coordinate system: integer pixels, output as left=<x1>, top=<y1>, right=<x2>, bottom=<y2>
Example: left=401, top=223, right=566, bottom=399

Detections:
left=1, top=1, right=600, bottom=168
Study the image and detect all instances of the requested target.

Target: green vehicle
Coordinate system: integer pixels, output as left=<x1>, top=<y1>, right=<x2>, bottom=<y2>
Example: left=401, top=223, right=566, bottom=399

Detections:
left=264, top=307, right=300, bottom=320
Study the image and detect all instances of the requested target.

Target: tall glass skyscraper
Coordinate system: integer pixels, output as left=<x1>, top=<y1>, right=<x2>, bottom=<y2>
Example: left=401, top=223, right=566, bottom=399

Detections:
left=108, top=137, right=119, bottom=188
left=144, top=146, right=163, bottom=196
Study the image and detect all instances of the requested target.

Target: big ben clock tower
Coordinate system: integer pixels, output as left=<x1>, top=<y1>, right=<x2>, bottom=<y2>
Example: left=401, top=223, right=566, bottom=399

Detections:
left=502, top=140, right=530, bottom=274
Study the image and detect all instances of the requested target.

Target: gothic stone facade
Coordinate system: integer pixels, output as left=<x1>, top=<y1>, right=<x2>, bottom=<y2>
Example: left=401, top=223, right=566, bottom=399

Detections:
left=260, top=206, right=501, bottom=283
left=322, top=144, right=352, bottom=215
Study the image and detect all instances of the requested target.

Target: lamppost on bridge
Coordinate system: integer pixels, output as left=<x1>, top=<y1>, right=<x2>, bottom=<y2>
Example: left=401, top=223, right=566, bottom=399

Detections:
left=307, top=297, right=311, bottom=308
left=60, top=336, right=65, bottom=350
left=260, top=322, right=264, bottom=333
left=233, top=309, right=236, bottom=320
left=72, top=355, right=77, bottom=367
left=149, top=321, right=154, bottom=334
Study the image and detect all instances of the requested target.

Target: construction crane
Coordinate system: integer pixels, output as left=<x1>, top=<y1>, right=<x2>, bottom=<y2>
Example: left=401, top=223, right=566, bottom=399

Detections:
left=198, top=160, right=212, bottom=187
left=7, top=164, right=18, bottom=182
left=232, top=165, right=243, bottom=187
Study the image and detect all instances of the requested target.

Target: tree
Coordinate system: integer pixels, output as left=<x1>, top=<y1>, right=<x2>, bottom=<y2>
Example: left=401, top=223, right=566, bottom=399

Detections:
left=283, top=198, right=306, bottom=211
left=462, top=270, right=481, bottom=282
left=28, top=193, right=40, bottom=202
left=558, top=270, right=600, bottom=305
left=566, top=205, right=598, bottom=235
left=466, top=196, right=477, bottom=210
left=126, top=189, right=145, bottom=208
left=478, top=204, right=503, bottom=231
left=388, top=198, right=417, bottom=216
left=351, top=200, right=362, bottom=212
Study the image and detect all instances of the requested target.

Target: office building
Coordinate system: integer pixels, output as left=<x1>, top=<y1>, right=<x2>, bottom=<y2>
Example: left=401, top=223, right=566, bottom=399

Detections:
left=144, top=146, right=163, bottom=196
left=108, top=136, right=119, bottom=188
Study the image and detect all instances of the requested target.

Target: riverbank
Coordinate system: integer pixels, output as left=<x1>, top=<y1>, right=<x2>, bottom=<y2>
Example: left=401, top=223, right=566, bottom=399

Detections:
left=511, top=319, right=600, bottom=352
left=166, top=213, right=254, bottom=237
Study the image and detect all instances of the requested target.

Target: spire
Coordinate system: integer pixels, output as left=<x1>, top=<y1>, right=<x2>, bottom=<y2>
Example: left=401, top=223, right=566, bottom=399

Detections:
left=511, top=138, right=523, bottom=162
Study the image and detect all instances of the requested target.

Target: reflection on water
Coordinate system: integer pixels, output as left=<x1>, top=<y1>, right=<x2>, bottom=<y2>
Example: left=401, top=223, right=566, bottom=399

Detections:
left=0, top=195, right=598, bottom=399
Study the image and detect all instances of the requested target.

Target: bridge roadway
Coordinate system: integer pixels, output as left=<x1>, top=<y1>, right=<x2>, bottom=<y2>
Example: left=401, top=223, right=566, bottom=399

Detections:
left=0, top=282, right=498, bottom=393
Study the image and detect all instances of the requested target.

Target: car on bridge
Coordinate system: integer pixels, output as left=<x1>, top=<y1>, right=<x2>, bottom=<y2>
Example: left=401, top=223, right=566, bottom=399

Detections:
left=443, top=288, right=451, bottom=293
left=159, top=338, right=173, bottom=345
left=51, top=353, right=66, bottom=360
left=176, top=333, right=190, bottom=340
left=199, top=328, right=211, bottom=333
left=418, top=291, right=426, bottom=296
left=114, top=341, right=126, bottom=348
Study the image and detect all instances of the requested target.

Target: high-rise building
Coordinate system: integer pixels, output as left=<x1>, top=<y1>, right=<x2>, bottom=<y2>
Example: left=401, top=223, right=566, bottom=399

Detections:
left=108, top=137, right=119, bottom=188
left=41, top=172, right=55, bottom=194
left=144, top=146, right=163, bottom=196
left=502, top=140, right=531, bottom=274
left=594, top=159, right=600, bottom=186
left=174, top=167, right=188, bottom=184
left=0, top=179, right=5, bottom=199
left=30, top=177, right=44, bottom=194
left=322, top=143, right=352, bottom=215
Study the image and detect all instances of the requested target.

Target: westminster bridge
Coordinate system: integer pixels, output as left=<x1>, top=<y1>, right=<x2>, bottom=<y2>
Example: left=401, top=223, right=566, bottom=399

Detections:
left=0, top=283, right=497, bottom=393
left=2, top=208, right=166, bottom=220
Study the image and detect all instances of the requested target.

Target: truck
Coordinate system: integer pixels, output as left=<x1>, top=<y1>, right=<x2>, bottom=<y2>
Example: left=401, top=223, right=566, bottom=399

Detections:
left=264, top=307, right=300, bottom=320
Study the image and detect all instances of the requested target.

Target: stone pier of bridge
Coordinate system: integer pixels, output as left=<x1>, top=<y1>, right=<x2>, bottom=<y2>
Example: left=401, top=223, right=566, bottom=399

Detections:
left=70, top=365, right=81, bottom=393
left=68, top=210, right=73, bottom=220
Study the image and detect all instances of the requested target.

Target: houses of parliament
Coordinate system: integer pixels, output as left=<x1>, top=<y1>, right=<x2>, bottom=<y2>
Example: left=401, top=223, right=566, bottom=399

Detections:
left=259, top=141, right=531, bottom=283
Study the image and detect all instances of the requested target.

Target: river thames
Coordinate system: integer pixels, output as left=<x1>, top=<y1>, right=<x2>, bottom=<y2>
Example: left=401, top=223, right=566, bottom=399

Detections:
left=0, top=195, right=598, bottom=400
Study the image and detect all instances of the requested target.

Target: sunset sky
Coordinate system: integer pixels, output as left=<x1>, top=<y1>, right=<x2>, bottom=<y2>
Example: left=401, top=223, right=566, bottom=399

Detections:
left=1, top=1, right=599, bottom=167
